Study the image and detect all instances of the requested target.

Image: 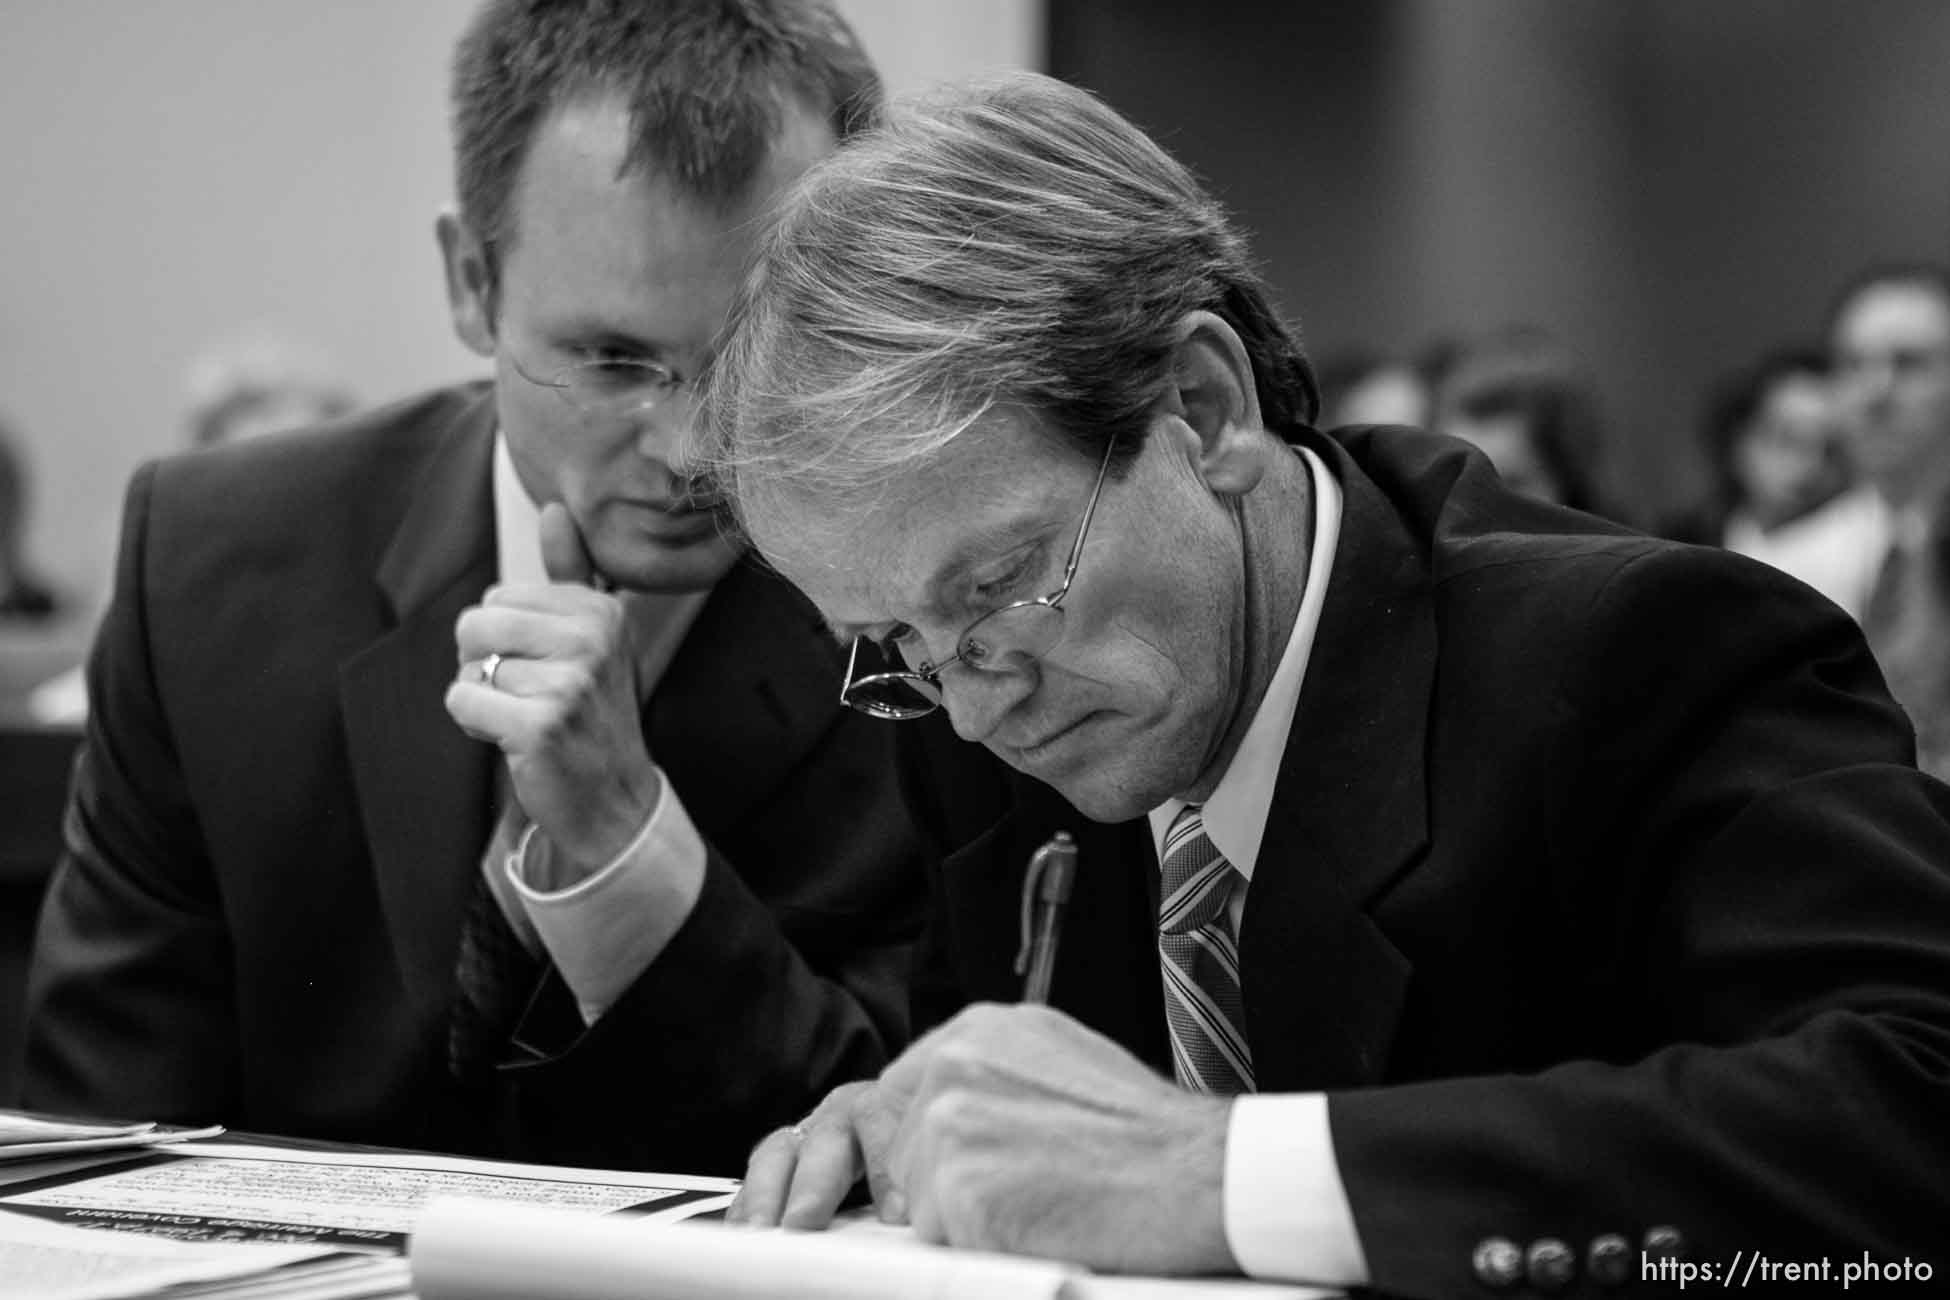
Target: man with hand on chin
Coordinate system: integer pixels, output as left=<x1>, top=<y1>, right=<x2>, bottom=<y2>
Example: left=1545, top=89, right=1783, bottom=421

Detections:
left=25, top=0, right=923, bottom=1176
left=694, top=73, right=1950, bottom=1295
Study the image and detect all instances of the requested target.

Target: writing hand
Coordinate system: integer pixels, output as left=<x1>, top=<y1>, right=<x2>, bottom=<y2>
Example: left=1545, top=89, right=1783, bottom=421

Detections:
left=734, top=1004, right=1237, bottom=1276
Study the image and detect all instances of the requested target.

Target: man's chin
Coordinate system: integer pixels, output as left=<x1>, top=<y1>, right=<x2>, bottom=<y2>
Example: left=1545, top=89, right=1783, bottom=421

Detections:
left=1026, top=761, right=1159, bottom=825
left=595, top=531, right=744, bottom=593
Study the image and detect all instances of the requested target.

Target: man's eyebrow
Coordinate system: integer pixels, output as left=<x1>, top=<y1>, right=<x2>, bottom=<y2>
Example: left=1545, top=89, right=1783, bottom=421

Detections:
left=822, top=511, right=1060, bottom=645
left=545, top=321, right=672, bottom=354
left=921, top=513, right=1058, bottom=595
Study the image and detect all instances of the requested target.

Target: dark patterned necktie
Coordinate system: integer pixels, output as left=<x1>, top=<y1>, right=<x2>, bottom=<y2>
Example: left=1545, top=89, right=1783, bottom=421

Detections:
left=447, top=799, right=542, bottom=1081
left=1157, top=805, right=1255, bottom=1094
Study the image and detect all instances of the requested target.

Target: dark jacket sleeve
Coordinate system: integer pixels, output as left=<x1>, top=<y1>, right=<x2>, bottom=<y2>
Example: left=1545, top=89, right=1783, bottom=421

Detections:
left=491, top=707, right=931, bottom=1176
left=1335, top=548, right=1950, bottom=1298
left=22, top=462, right=243, bottom=1122
left=28, top=446, right=930, bottom=1176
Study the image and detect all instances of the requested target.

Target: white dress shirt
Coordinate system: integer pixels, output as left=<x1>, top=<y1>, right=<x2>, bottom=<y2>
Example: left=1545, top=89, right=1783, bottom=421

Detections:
left=487, top=433, right=712, bottom=1024
left=1722, top=484, right=1888, bottom=621
left=1144, top=445, right=1370, bottom=1287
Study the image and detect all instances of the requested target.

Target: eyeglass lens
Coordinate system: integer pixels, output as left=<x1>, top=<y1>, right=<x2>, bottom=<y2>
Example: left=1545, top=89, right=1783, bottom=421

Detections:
left=846, top=671, right=942, bottom=719
left=564, top=360, right=679, bottom=413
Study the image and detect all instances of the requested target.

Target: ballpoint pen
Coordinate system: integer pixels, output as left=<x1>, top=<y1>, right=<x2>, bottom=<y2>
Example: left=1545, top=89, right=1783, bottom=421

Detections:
left=1013, top=830, right=1078, bottom=1005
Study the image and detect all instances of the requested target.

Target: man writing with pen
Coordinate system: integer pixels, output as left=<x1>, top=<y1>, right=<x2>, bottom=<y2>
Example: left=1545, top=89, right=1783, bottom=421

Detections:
left=691, top=73, right=1950, bottom=1296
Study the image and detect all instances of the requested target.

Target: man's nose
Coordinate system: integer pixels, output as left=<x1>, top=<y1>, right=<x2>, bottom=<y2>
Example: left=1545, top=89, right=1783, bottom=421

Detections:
left=942, top=658, right=1038, bottom=746
left=633, top=386, right=696, bottom=460
left=634, top=392, right=711, bottom=500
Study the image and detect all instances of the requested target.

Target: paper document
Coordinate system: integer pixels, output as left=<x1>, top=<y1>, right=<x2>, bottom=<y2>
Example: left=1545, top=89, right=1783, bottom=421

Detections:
left=0, top=1206, right=408, bottom=1300
left=410, top=1198, right=1342, bottom=1300
left=0, top=1139, right=736, bottom=1252
left=0, top=1111, right=226, bottom=1163
left=0, top=1117, right=154, bottom=1146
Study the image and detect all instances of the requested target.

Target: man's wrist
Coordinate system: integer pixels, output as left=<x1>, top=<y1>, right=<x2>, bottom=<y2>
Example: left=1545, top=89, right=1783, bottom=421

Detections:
left=526, top=767, right=664, bottom=889
left=505, top=768, right=706, bottom=1024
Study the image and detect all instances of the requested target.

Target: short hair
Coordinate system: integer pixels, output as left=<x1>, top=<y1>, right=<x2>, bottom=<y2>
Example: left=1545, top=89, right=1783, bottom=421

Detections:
left=695, top=71, right=1317, bottom=525
left=1699, top=344, right=1830, bottom=511
left=451, top=0, right=880, bottom=259
left=1824, top=261, right=1950, bottom=342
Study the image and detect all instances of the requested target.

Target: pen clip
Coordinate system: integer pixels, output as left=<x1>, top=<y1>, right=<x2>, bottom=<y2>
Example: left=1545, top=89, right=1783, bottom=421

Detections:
left=1013, top=831, right=1077, bottom=976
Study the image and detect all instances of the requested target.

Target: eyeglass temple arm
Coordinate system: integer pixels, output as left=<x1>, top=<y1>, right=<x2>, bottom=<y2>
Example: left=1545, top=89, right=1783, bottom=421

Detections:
left=1058, top=444, right=1116, bottom=589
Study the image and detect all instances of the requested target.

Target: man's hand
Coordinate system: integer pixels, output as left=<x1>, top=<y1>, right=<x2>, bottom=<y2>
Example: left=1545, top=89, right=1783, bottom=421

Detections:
left=446, top=503, right=661, bottom=877
left=731, top=1080, right=902, bottom=1229
left=732, top=1004, right=1238, bottom=1277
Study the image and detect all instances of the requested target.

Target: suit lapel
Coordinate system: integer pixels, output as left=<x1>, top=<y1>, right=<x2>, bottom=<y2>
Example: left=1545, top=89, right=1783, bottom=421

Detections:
left=339, top=396, right=498, bottom=1008
left=933, top=434, right=1434, bottom=1088
left=1238, top=430, right=1430, bottom=1090
left=647, top=559, right=843, bottom=838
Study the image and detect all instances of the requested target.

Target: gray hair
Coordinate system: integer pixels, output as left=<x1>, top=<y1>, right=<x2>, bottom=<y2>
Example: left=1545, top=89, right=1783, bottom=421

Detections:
left=693, top=71, right=1316, bottom=532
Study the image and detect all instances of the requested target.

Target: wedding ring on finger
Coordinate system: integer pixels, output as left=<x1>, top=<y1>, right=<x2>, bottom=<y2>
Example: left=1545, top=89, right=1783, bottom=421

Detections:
left=479, top=652, right=505, bottom=690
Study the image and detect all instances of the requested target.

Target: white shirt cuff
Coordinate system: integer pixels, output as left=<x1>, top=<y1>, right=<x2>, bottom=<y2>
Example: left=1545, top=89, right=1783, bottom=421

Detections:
left=1223, top=1093, right=1370, bottom=1286
left=503, top=772, right=708, bottom=1025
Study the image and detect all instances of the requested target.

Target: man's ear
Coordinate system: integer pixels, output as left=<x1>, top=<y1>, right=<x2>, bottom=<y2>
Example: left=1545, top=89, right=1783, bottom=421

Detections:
left=1163, top=310, right=1267, bottom=496
left=436, top=208, right=497, bottom=359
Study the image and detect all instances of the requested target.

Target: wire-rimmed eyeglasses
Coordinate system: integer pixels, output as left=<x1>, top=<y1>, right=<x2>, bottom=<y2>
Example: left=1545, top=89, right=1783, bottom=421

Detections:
left=505, top=347, right=688, bottom=419
left=841, top=440, right=1117, bottom=721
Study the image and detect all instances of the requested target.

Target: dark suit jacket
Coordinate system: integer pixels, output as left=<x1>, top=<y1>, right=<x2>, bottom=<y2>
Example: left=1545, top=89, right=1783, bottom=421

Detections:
left=903, top=425, right=1950, bottom=1298
left=23, top=385, right=926, bottom=1175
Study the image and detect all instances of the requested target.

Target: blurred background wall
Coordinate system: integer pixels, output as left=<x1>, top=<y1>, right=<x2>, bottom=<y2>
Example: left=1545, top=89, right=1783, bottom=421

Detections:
left=2, top=0, right=1946, bottom=604
left=0, top=0, right=1043, bottom=609
left=1052, top=0, right=1950, bottom=518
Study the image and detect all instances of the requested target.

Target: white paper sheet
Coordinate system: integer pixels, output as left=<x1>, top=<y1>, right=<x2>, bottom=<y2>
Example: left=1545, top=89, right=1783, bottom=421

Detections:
left=0, top=1206, right=344, bottom=1300
left=410, top=1199, right=1342, bottom=1300
left=0, top=1113, right=225, bottom=1163
left=0, top=1139, right=736, bottom=1250
left=0, top=1117, right=154, bottom=1146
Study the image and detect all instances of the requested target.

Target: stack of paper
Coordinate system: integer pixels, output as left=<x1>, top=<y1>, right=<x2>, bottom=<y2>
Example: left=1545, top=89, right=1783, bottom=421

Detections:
left=0, top=1208, right=409, bottom=1300
left=0, top=1113, right=225, bottom=1163
left=0, top=1139, right=737, bottom=1251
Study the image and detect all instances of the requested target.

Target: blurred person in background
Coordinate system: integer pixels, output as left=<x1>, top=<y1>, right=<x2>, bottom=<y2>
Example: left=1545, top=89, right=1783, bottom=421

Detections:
left=1830, top=262, right=1950, bottom=778
left=1673, top=345, right=1881, bottom=616
left=1431, top=325, right=1613, bottom=519
left=1316, top=349, right=1429, bottom=430
left=23, top=0, right=925, bottom=1175
left=1917, top=502, right=1950, bottom=778
left=0, top=420, right=59, bottom=621
left=182, top=333, right=359, bottom=448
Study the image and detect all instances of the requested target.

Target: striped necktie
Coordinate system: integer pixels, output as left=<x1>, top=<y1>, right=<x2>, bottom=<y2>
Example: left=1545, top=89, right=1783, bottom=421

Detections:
left=1158, top=805, right=1255, bottom=1094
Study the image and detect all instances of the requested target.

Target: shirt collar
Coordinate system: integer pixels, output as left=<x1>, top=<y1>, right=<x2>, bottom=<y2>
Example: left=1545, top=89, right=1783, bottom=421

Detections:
left=492, top=430, right=550, bottom=589
left=1148, top=443, right=1343, bottom=880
